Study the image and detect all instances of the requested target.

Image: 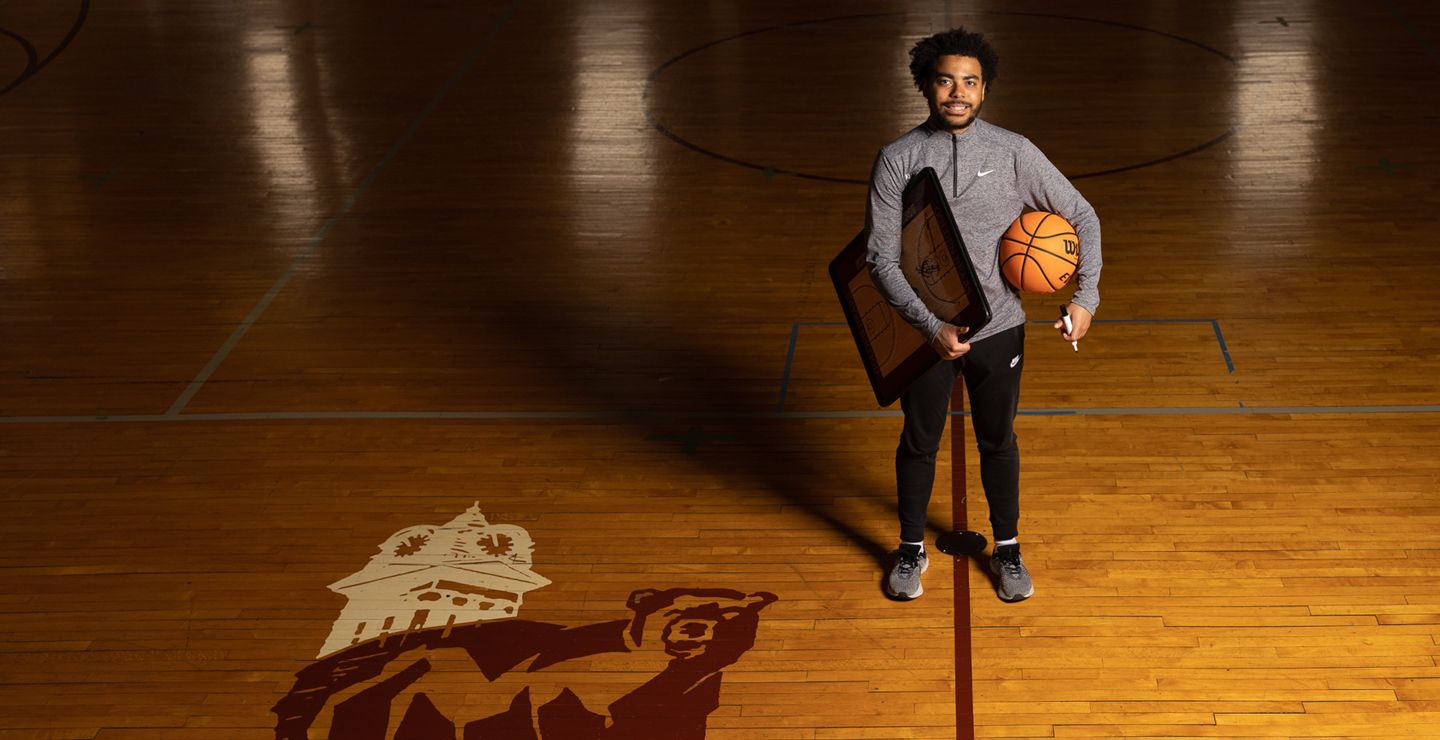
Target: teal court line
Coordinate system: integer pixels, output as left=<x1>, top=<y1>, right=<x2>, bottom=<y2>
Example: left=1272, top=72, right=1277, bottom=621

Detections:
left=0, top=310, right=1428, bottom=423
left=777, top=322, right=844, bottom=412
left=9, top=316, right=1420, bottom=424
left=5, top=405, right=1440, bottom=424
left=776, top=318, right=1235, bottom=413
left=15, top=311, right=1432, bottom=424
left=1064, top=318, right=1235, bottom=373
left=0, top=310, right=1432, bottom=424
left=1356, top=157, right=1418, bottom=177
left=1382, top=0, right=1440, bottom=68
left=79, top=166, right=138, bottom=186
left=163, top=0, right=524, bottom=417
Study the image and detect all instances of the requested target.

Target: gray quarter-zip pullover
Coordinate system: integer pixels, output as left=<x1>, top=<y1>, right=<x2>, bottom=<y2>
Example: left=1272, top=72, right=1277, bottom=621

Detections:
left=865, top=118, right=1102, bottom=343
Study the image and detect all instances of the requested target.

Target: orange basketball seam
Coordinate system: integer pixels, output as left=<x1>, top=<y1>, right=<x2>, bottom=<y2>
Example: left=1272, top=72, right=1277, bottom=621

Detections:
left=1032, top=212, right=1052, bottom=236
left=1026, top=254, right=1060, bottom=291
left=1023, top=211, right=1077, bottom=239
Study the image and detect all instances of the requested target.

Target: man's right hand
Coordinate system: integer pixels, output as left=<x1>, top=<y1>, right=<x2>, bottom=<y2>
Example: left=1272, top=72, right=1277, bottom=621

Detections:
left=930, top=324, right=970, bottom=360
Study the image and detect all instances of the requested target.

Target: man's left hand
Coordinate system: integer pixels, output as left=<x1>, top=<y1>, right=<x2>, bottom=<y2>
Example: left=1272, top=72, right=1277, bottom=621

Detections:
left=1054, top=304, right=1093, bottom=343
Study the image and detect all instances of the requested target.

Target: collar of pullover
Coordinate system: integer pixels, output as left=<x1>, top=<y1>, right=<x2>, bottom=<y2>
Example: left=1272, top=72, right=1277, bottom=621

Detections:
left=924, top=118, right=982, bottom=139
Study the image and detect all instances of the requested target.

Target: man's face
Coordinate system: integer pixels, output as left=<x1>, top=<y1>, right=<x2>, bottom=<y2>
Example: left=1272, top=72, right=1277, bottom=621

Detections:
left=923, top=54, right=986, bottom=132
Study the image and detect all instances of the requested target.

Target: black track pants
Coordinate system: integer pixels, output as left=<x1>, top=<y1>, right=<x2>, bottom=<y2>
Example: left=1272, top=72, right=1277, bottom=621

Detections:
left=895, top=324, right=1024, bottom=543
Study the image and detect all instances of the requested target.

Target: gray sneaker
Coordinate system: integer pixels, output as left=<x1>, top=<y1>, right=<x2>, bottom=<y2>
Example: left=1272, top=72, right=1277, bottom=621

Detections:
left=990, top=544, right=1034, bottom=602
left=884, top=547, right=928, bottom=601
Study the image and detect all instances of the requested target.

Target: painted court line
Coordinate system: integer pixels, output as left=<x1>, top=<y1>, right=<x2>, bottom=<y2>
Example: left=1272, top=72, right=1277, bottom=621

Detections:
left=1046, top=318, right=1235, bottom=373
left=164, top=0, right=524, bottom=417
left=1382, top=0, right=1440, bottom=68
left=776, top=322, right=844, bottom=412
left=5, top=405, right=1440, bottom=424
left=776, top=319, right=1236, bottom=412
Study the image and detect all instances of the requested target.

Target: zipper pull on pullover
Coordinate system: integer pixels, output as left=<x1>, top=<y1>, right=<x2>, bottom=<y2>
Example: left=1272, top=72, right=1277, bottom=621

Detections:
left=952, top=133, right=959, bottom=193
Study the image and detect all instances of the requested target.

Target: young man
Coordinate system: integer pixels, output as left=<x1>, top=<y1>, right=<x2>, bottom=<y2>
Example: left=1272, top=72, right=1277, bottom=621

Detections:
left=865, top=28, right=1101, bottom=602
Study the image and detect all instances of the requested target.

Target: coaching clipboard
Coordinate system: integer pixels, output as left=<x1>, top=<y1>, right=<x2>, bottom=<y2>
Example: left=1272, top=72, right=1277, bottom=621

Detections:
left=829, top=167, right=991, bottom=407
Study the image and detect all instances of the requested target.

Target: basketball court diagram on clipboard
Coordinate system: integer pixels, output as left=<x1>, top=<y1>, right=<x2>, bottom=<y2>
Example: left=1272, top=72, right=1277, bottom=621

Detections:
left=846, top=275, right=926, bottom=377
left=901, top=205, right=972, bottom=322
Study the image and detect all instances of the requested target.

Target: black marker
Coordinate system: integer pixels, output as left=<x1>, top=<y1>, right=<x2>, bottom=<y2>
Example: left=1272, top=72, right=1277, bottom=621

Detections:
left=1060, top=305, right=1077, bottom=352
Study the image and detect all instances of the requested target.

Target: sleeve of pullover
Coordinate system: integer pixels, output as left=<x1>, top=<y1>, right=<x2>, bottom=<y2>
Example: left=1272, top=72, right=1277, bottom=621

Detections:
left=863, top=151, right=946, bottom=342
left=1014, top=138, right=1103, bottom=315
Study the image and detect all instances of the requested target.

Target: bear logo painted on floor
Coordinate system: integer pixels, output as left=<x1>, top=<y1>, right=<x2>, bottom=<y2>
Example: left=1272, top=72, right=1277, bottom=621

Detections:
left=271, top=504, right=777, bottom=740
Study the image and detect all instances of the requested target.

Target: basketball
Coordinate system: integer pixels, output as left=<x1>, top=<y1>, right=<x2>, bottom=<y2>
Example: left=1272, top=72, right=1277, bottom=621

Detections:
left=999, top=212, right=1080, bottom=293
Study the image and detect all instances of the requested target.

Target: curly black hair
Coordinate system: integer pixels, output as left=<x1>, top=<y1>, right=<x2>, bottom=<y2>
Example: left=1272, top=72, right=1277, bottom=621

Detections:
left=908, top=27, right=1000, bottom=91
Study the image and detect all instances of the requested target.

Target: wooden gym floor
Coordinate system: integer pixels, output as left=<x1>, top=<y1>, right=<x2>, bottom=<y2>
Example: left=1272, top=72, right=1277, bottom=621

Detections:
left=3, top=1, right=1440, bottom=738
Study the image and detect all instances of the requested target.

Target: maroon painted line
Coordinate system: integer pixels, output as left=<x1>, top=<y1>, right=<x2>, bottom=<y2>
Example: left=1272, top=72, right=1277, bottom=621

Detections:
left=951, top=378, right=974, bottom=740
